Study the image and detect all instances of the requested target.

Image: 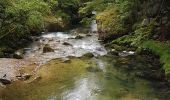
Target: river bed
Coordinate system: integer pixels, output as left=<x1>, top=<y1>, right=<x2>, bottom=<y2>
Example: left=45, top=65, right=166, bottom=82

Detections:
left=0, top=26, right=169, bottom=100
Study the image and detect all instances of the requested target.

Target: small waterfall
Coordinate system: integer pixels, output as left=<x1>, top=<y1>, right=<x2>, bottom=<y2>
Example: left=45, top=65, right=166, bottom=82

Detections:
left=91, top=11, right=98, bottom=33
left=91, top=20, right=98, bottom=33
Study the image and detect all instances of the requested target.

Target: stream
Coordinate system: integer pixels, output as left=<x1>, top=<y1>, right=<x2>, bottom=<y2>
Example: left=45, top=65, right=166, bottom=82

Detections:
left=0, top=21, right=169, bottom=100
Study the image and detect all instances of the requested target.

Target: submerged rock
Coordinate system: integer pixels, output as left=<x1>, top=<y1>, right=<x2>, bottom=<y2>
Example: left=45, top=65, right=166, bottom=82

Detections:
left=0, top=79, right=11, bottom=85
left=43, top=44, right=54, bottom=53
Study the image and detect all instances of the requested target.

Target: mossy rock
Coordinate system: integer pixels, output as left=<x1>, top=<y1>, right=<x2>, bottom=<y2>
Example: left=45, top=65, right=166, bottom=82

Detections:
left=13, top=49, right=24, bottom=59
left=106, top=43, right=126, bottom=51
left=110, top=49, right=119, bottom=56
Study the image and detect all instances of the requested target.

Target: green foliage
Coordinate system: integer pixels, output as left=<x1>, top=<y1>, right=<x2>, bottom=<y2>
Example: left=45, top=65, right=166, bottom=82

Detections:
left=80, top=0, right=139, bottom=39
left=112, top=18, right=155, bottom=46
left=97, top=6, right=126, bottom=35
left=80, top=17, right=94, bottom=26
left=79, top=0, right=114, bottom=14
left=0, top=0, right=51, bottom=40
left=141, top=41, right=170, bottom=74
left=55, top=10, right=71, bottom=23
left=26, top=11, right=44, bottom=30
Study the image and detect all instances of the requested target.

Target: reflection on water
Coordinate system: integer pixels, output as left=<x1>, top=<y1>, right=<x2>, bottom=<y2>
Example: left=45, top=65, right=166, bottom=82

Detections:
left=0, top=56, right=160, bottom=100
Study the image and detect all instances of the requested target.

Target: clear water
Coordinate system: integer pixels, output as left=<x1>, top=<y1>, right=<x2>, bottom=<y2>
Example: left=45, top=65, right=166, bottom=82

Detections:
left=0, top=56, right=159, bottom=100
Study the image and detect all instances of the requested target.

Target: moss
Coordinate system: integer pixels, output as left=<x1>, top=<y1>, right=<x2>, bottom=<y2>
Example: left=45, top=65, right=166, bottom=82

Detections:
left=141, top=40, right=170, bottom=74
left=96, top=6, right=127, bottom=39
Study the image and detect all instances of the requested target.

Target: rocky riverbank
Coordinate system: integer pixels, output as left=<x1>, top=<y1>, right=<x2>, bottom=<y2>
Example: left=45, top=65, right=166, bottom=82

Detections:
left=0, top=28, right=107, bottom=85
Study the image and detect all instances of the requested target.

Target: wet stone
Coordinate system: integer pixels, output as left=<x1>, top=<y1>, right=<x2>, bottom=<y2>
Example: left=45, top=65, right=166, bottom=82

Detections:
left=43, top=44, right=54, bottom=53
left=0, top=78, right=11, bottom=85
left=63, top=42, right=72, bottom=46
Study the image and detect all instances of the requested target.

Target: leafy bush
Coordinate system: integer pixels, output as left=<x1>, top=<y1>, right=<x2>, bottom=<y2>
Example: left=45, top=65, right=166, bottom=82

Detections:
left=0, top=0, right=51, bottom=40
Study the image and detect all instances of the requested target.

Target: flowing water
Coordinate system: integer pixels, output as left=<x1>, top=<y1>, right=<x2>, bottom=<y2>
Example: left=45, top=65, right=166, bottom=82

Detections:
left=0, top=21, right=168, bottom=100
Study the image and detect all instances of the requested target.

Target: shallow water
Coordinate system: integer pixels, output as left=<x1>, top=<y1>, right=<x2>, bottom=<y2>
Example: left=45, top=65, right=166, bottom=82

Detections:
left=23, top=31, right=107, bottom=66
left=0, top=56, right=159, bottom=100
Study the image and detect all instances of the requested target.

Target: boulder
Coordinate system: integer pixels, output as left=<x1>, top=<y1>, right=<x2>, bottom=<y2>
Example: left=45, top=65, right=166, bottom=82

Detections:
left=110, top=49, right=119, bottom=56
left=63, top=42, right=72, bottom=46
left=82, top=53, right=94, bottom=58
left=13, top=49, right=24, bottom=59
left=43, top=44, right=54, bottom=53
